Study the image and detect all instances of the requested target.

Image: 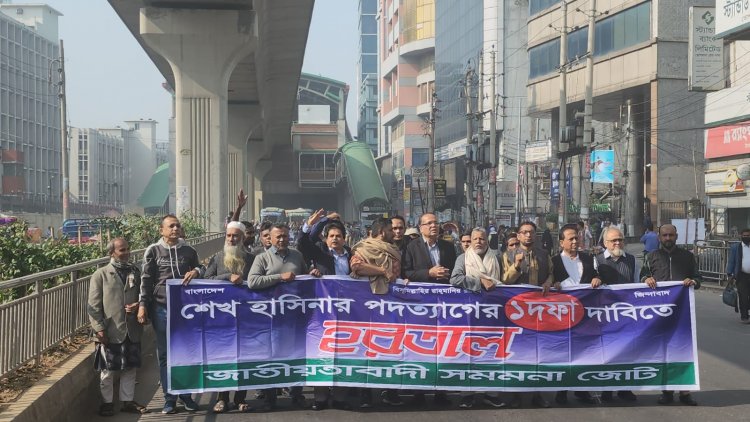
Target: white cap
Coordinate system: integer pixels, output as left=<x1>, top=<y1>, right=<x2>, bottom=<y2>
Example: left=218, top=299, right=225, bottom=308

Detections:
left=226, top=221, right=246, bottom=232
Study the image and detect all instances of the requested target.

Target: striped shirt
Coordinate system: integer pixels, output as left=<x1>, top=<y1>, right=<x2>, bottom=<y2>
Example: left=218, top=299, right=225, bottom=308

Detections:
left=595, top=250, right=637, bottom=284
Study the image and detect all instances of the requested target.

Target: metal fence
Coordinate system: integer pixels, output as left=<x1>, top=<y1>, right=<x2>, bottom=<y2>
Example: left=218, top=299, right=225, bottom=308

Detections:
left=0, top=233, right=224, bottom=380
left=694, top=240, right=735, bottom=285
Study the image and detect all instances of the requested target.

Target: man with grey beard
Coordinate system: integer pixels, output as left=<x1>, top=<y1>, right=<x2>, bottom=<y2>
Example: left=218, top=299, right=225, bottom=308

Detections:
left=204, top=221, right=256, bottom=413
left=205, top=222, right=256, bottom=284
left=594, top=226, right=638, bottom=403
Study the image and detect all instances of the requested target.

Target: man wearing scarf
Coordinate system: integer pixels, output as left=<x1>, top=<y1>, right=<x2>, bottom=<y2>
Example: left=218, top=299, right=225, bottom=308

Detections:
left=449, top=228, right=507, bottom=409
left=350, top=217, right=403, bottom=407
left=88, top=238, right=149, bottom=416
left=450, top=228, right=503, bottom=292
left=350, top=217, right=401, bottom=295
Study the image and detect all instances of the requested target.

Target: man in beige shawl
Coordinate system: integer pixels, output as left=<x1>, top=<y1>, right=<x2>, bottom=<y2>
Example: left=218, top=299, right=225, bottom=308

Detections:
left=350, top=217, right=401, bottom=294
left=448, top=228, right=507, bottom=408
left=349, top=217, right=405, bottom=407
left=450, top=228, right=503, bottom=292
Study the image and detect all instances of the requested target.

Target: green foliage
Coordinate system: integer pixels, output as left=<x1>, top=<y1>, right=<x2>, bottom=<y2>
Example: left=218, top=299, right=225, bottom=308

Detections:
left=545, top=213, right=559, bottom=223
left=0, top=213, right=206, bottom=302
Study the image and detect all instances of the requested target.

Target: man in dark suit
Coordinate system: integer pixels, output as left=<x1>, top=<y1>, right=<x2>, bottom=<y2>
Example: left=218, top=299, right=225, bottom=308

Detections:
left=727, top=228, right=750, bottom=323
left=551, top=223, right=602, bottom=406
left=298, top=209, right=351, bottom=278
left=403, top=213, right=457, bottom=284
left=401, top=213, right=456, bottom=407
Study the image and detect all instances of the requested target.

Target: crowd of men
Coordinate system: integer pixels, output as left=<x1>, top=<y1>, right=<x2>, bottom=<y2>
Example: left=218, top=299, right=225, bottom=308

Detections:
left=86, top=191, right=708, bottom=416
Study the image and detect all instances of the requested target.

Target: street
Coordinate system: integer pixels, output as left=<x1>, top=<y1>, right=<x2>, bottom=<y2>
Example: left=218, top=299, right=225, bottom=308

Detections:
left=90, top=288, right=750, bottom=422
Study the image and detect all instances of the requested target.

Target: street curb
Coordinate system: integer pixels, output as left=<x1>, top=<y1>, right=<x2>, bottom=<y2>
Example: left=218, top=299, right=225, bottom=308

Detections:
left=0, top=343, right=98, bottom=422
left=0, top=328, right=156, bottom=422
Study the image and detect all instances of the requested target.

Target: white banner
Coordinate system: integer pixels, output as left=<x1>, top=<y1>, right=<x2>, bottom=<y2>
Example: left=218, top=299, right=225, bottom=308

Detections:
left=716, top=0, right=750, bottom=38
left=689, top=7, right=723, bottom=91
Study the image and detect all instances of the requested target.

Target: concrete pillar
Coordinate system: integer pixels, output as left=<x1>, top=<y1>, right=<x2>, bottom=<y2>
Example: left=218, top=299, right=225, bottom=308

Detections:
left=228, top=104, right=262, bottom=219
left=140, top=7, right=256, bottom=231
left=252, top=160, right=272, bottom=221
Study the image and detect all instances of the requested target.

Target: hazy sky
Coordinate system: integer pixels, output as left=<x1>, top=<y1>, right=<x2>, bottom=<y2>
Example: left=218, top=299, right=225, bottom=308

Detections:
left=41, top=0, right=358, bottom=142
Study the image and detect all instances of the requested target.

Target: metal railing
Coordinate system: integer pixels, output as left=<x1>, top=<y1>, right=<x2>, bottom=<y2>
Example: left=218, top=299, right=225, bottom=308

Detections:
left=695, top=240, right=734, bottom=285
left=0, top=232, right=224, bottom=380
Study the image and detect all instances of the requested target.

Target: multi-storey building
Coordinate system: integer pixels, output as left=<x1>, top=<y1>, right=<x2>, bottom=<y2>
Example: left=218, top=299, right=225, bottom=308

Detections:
left=0, top=4, right=61, bottom=212
left=527, top=0, right=712, bottom=233
left=358, top=0, right=379, bottom=155
left=377, top=0, right=435, bottom=224
left=69, top=128, right=124, bottom=206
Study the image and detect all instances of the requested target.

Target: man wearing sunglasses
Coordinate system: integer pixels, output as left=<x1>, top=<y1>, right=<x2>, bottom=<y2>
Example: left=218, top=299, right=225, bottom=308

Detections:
left=594, top=226, right=639, bottom=403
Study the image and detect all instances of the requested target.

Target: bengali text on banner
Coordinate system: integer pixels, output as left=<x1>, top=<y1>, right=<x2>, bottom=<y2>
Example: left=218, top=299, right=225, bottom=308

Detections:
left=166, top=277, right=699, bottom=394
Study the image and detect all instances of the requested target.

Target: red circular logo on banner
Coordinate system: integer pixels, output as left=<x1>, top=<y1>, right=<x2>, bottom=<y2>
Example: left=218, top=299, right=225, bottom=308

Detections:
left=504, top=291, right=584, bottom=331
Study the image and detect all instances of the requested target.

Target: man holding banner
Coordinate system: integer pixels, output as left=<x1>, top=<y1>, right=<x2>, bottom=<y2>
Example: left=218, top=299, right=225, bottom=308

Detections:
left=247, top=222, right=315, bottom=410
left=551, top=224, right=601, bottom=406
left=640, top=224, right=701, bottom=406
left=450, top=228, right=506, bottom=409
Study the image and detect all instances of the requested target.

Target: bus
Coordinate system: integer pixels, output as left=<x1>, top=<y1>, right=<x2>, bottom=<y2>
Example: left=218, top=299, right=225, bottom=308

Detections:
left=259, top=207, right=285, bottom=223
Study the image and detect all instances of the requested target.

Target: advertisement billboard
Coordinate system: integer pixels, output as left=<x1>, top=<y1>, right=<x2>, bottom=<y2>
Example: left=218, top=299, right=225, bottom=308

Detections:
left=590, top=150, right=615, bottom=184
left=704, top=168, right=746, bottom=194
left=705, top=121, right=750, bottom=158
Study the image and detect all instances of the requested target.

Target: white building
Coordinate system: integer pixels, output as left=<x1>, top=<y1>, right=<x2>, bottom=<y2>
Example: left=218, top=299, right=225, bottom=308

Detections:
left=0, top=3, right=61, bottom=210
left=69, top=127, right=125, bottom=206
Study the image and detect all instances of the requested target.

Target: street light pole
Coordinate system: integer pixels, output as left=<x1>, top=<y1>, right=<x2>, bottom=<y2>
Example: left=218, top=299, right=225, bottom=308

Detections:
left=50, top=40, right=69, bottom=220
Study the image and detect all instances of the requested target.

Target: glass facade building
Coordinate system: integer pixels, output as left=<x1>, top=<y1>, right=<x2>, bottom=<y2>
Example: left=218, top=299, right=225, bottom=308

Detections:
left=434, top=0, right=483, bottom=149
left=0, top=6, right=61, bottom=209
left=358, top=0, right=378, bottom=155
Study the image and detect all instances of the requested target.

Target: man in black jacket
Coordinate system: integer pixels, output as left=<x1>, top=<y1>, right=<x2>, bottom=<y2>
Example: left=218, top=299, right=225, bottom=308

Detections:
left=551, top=224, right=602, bottom=406
left=640, top=223, right=701, bottom=406
left=403, top=213, right=457, bottom=284
left=298, top=209, right=351, bottom=278
left=140, top=215, right=203, bottom=414
left=401, top=213, right=456, bottom=406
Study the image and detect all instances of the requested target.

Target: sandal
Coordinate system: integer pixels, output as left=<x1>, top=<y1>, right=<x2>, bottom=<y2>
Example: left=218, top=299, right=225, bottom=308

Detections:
left=120, top=401, right=150, bottom=414
left=236, top=402, right=253, bottom=412
left=213, top=399, right=227, bottom=413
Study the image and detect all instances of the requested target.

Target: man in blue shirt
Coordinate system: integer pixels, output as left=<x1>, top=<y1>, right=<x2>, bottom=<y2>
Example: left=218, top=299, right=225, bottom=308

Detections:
left=640, top=222, right=659, bottom=254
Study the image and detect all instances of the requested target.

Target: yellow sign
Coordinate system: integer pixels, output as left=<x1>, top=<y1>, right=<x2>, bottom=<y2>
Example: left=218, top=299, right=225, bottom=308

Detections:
left=705, top=169, right=746, bottom=194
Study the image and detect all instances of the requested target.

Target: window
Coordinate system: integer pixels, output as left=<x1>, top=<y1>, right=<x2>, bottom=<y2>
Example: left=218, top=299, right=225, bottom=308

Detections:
left=529, top=0, right=558, bottom=16
left=594, top=2, right=650, bottom=56
left=529, top=38, right=560, bottom=79
left=412, top=148, right=429, bottom=167
left=530, top=2, right=651, bottom=79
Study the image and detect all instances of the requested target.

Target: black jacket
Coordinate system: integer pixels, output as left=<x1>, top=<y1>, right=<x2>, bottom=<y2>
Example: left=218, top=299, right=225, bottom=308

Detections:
left=551, top=251, right=599, bottom=285
left=204, top=249, right=255, bottom=281
left=297, top=229, right=352, bottom=276
left=403, top=237, right=457, bottom=283
left=141, top=238, right=203, bottom=306
left=640, top=247, right=702, bottom=288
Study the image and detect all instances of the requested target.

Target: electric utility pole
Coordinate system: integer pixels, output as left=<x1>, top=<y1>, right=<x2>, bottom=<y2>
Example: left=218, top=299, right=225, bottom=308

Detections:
left=50, top=40, right=70, bottom=220
left=580, top=0, right=599, bottom=221
left=558, top=1, right=568, bottom=226
left=465, top=66, right=475, bottom=226
left=488, top=49, right=497, bottom=224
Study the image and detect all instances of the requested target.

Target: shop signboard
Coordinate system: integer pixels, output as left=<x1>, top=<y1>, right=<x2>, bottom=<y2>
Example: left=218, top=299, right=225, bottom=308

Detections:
left=705, top=121, right=750, bottom=158
left=704, top=168, right=746, bottom=194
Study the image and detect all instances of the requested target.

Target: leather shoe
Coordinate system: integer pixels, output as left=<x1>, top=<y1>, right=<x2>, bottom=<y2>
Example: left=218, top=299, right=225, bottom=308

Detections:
left=433, top=392, right=451, bottom=407
left=618, top=390, right=637, bottom=402
left=600, top=391, right=614, bottom=402
left=531, top=393, right=550, bottom=408
left=555, top=391, right=568, bottom=405
left=574, top=391, right=597, bottom=405
left=678, top=393, right=698, bottom=406
left=658, top=392, right=674, bottom=405
left=508, top=393, right=522, bottom=409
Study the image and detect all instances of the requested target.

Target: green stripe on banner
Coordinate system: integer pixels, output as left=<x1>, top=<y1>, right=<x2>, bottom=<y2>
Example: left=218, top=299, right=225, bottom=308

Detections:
left=170, top=359, right=696, bottom=391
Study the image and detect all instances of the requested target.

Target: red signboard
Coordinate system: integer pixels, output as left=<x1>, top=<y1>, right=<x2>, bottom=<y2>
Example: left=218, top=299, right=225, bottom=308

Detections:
left=705, top=122, right=750, bottom=159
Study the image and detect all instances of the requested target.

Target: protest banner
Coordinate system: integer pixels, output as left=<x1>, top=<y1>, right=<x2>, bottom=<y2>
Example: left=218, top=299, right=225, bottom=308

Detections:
left=166, top=278, right=698, bottom=393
